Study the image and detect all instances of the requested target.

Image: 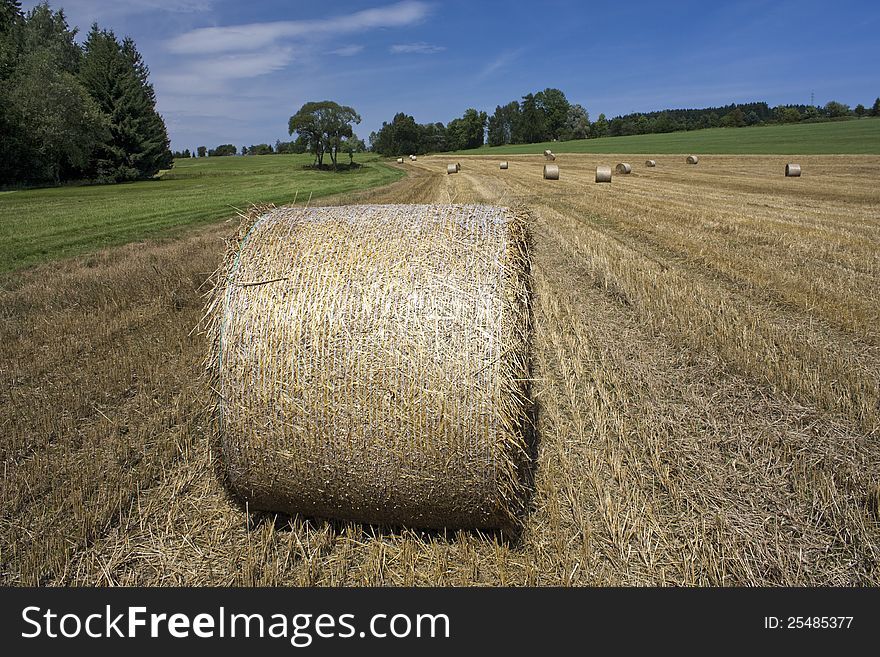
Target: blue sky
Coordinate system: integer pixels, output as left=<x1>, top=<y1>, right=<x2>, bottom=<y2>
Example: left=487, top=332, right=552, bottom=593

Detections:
left=22, top=0, right=880, bottom=151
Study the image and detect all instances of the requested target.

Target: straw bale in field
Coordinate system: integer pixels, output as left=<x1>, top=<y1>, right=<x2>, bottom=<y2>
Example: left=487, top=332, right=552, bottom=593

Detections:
left=447, top=164, right=458, bottom=174
left=686, top=155, right=699, bottom=164
left=500, top=161, right=509, bottom=170
left=615, top=163, right=632, bottom=174
left=645, top=160, right=656, bottom=167
left=207, top=204, right=533, bottom=529
left=595, top=165, right=612, bottom=183
left=785, top=163, right=801, bottom=177
left=543, top=164, right=559, bottom=180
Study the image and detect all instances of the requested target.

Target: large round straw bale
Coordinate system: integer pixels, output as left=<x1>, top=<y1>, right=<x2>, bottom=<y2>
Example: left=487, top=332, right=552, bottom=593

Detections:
left=543, top=163, right=559, bottom=180
left=396, top=157, right=404, bottom=164
left=500, top=161, right=509, bottom=170
left=785, top=163, right=801, bottom=177
left=595, top=165, right=612, bottom=183
left=543, top=149, right=552, bottom=157
left=615, top=163, right=632, bottom=174
left=410, top=154, right=417, bottom=161
left=686, top=155, right=699, bottom=164
left=447, top=163, right=458, bottom=174
left=208, top=204, right=533, bottom=529
left=645, top=159, right=656, bottom=167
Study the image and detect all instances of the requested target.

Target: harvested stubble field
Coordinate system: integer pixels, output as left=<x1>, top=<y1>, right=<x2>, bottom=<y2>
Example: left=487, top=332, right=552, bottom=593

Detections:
left=2, top=153, right=879, bottom=585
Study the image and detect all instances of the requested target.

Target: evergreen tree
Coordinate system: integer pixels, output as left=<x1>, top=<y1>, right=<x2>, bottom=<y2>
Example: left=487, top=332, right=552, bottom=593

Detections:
left=516, top=93, right=546, bottom=143
left=871, top=98, right=880, bottom=117
left=79, top=25, right=171, bottom=181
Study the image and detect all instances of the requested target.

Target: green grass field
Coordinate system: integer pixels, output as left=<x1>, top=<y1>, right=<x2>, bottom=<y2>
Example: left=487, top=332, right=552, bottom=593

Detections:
left=455, top=117, right=880, bottom=155
left=0, top=153, right=403, bottom=274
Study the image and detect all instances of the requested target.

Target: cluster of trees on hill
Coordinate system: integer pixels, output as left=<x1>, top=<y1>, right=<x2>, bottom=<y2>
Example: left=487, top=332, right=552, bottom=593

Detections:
left=369, top=108, right=489, bottom=156
left=368, top=88, right=592, bottom=155
left=0, top=0, right=172, bottom=186
left=368, top=88, right=880, bottom=155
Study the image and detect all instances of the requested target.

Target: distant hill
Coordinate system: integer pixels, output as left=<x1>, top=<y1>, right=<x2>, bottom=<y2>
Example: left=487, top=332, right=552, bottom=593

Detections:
left=456, top=118, right=880, bottom=155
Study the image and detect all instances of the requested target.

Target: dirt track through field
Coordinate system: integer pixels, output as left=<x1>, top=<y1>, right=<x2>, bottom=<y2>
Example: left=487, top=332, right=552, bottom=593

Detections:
left=2, top=155, right=878, bottom=585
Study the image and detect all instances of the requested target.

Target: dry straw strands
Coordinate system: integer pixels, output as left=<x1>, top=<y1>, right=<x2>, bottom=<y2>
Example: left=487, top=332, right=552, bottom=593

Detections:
left=615, top=163, right=632, bottom=174
left=785, top=163, right=802, bottom=177
left=645, top=160, right=656, bottom=167
left=447, top=164, right=458, bottom=174
left=686, top=155, right=699, bottom=164
left=543, top=164, right=559, bottom=180
left=500, top=161, right=509, bottom=170
left=207, top=204, right=534, bottom=530
left=595, top=165, right=612, bottom=183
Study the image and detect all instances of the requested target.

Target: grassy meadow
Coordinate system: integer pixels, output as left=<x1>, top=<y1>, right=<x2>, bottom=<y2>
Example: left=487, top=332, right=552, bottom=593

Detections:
left=454, top=117, right=880, bottom=155
left=0, top=153, right=403, bottom=274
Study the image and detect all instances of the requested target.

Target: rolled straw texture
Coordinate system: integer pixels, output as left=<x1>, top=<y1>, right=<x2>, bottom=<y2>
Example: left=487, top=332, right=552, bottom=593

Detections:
left=615, top=163, right=632, bottom=174
left=595, top=165, right=612, bottom=183
left=208, top=204, right=533, bottom=529
left=785, top=163, right=801, bottom=177
left=543, top=164, right=559, bottom=180
left=500, top=161, right=509, bottom=170
left=396, top=157, right=404, bottom=164
left=686, top=155, right=699, bottom=164
left=645, top=160, right=656, bottom=167
left=447, top=164, right=458, bottom=174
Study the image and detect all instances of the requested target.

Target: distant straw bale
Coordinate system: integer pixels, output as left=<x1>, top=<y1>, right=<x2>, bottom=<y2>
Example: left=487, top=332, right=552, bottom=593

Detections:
left=686, top=155, right=699, bottom=164
left=447, top=164, right=458, bottom=174
left=396, top=157, right=404, bottom=164
left=500, top=161, right=509, bottom=170
left=645, top=159, right=656, bottom=167
left=785, top=163, right=801, bottom=177
left=206, top=204, right=534, bottom=530
left=595, top=165, right=612, bottom=183
left=543, top=164, right=559, bottom=180
left=615, top=163, right=632, bottom=174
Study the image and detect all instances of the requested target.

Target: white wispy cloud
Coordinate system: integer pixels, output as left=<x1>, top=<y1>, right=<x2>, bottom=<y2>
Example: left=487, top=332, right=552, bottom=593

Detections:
left=155, top=47, right=297, bottom=95
left=166, top=1, right=431, bottom=55
left=328, top=45, right=365, bottom=57
left=389, top=42, right=445, bottom=54
left=475, top=48, right=524, bottom=80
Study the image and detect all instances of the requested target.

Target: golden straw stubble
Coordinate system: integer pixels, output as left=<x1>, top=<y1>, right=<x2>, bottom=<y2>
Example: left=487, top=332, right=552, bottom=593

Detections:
left=208, top=204, right=534, bottom=529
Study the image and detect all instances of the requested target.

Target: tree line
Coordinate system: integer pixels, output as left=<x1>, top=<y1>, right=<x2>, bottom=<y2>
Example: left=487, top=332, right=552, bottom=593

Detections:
left=600, top=99, right=880, bottom=138
left=0, top=0, right=172, bottom=186
left=368, top=87, right=880, bottom=155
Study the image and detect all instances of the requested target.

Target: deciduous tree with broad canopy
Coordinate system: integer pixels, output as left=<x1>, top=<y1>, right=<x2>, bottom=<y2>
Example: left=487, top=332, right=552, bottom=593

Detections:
left=288, top=101, right=362, bottom=169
